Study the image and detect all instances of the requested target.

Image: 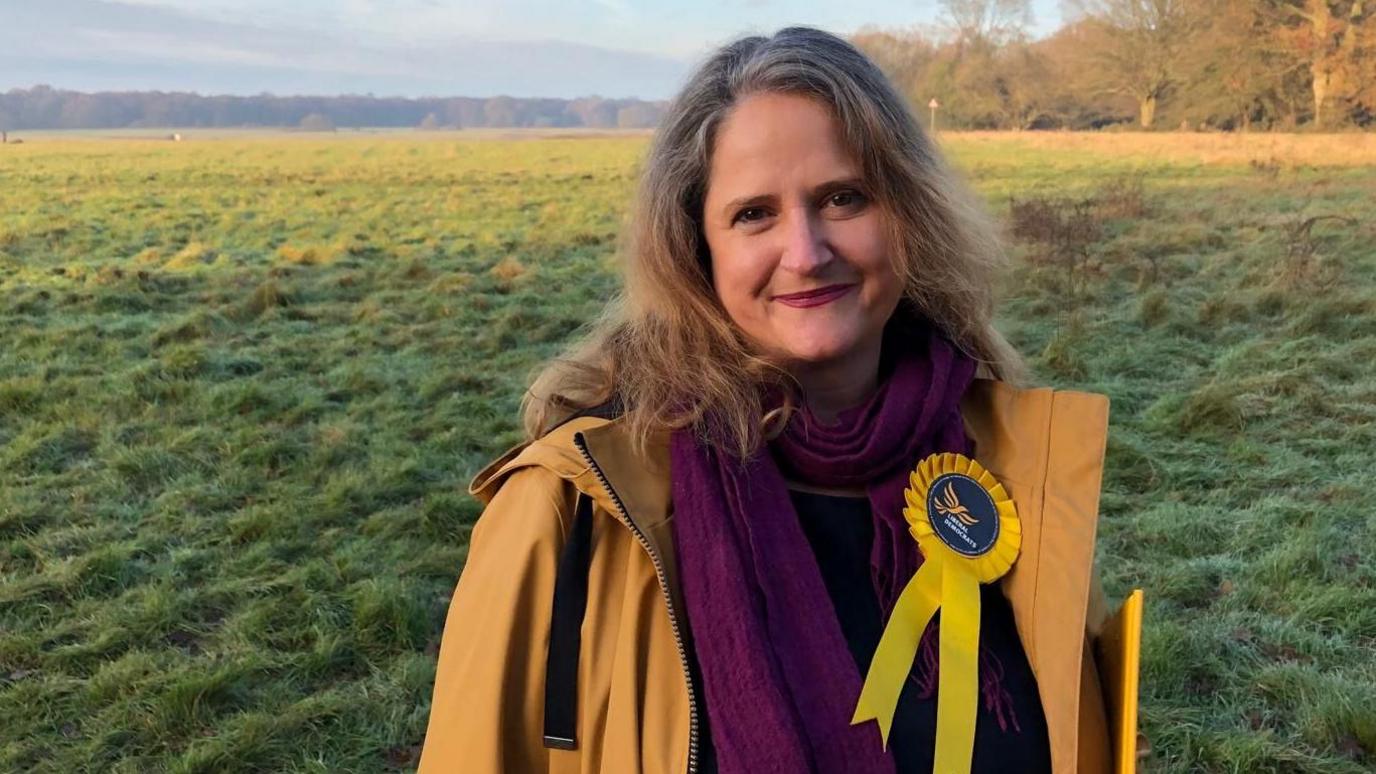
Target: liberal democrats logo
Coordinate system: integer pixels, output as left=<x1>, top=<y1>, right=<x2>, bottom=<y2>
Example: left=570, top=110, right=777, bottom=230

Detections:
left=925, top=473, right=999, bottom=557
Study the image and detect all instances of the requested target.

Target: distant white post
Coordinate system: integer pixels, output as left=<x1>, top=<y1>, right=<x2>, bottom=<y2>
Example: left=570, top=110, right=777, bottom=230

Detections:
left=928, top=98, right=940, bottom=134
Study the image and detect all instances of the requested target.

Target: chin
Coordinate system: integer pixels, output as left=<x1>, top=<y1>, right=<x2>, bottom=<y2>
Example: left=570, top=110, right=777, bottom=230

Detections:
left=781, top=337, right=858, bottom=366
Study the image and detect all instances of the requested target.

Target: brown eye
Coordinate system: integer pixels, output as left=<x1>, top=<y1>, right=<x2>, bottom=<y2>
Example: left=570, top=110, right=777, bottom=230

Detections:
left=829, top=190, right=866, bottom=209
left=734, top=207, right=766, bottom=225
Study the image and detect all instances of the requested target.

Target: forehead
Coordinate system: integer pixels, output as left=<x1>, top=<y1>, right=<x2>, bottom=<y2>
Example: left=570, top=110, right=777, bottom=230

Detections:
left=707, top=93, right=856, bottom=190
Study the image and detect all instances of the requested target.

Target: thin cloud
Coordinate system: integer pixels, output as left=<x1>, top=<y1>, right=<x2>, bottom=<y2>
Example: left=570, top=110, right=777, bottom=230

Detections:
left=1, top=0, right=691, bottom=98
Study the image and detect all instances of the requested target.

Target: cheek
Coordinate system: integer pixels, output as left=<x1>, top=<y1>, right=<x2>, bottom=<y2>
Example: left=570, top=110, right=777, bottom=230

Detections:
left=865, top=259, right=904, bottom=306
left=711, top=245, right=773, bottom=310
left=840, top=229, right=900, bottom=306
left=852, top=227, right=893, bottom=277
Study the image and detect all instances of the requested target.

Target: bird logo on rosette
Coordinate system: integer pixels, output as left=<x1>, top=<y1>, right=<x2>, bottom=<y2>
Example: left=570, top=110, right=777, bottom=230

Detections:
left=934, top=480, right=980, bottom=527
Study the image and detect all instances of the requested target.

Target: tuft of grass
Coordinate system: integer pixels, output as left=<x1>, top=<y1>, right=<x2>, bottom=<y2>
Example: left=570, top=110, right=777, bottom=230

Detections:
left=276, top=243, right=343, bottom=267
left=164, top=242, right=215, bottom=270
left=488, top=255, right=528, bottom=283
left=242, top=279, right=295, bottom=318
left=1137, top=289, right=1170, bottom=327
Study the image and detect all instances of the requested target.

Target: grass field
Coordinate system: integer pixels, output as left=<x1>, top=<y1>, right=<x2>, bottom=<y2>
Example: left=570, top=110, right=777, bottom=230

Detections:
left=1, top=129, right=1374, bottom=772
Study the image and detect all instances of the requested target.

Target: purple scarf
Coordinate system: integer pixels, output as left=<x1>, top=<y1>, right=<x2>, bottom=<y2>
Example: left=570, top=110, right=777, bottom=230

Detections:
left=668, top=319, right=979, bottom=773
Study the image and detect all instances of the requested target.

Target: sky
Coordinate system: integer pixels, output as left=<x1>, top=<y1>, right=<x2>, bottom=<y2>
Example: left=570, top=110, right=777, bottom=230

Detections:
left=0, top=0, right=1067, bottom=100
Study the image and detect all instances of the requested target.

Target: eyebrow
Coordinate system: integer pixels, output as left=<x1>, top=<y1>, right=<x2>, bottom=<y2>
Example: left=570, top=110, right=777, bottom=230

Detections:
left=719, top=176, right=867, bottom=220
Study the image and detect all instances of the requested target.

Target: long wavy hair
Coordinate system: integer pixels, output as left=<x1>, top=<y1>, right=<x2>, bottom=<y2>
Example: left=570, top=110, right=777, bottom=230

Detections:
left=522, top=25, right=1030, bottom=459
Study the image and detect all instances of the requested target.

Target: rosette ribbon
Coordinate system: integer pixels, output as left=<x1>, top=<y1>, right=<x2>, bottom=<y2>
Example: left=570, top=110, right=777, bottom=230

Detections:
left=851, top=452, right=1022, bottom=772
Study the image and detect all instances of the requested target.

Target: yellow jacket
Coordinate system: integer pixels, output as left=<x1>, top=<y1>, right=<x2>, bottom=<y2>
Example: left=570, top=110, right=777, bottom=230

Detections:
left=419, top=379, right=1136, bottom=773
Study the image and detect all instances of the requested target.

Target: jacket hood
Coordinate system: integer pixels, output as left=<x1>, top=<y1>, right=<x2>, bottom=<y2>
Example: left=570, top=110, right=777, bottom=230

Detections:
left=468, top=412, right=669, bottom=532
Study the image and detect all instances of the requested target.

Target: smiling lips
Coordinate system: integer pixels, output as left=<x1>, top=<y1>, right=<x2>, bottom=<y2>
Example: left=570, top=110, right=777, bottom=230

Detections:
left=771, top=283, right=855, bottom=308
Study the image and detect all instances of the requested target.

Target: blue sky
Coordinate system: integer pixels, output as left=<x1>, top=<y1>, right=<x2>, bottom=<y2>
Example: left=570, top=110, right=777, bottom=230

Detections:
left=1, top=0, right=1067, bottom=99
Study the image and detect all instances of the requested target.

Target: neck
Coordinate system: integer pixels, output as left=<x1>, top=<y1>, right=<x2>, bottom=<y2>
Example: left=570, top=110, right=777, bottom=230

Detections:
left=789, top=337, right=883, bottom=424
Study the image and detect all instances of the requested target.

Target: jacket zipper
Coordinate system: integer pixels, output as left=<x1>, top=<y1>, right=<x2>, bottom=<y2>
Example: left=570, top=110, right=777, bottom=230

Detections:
left=572, top=432, right=700, bottom=774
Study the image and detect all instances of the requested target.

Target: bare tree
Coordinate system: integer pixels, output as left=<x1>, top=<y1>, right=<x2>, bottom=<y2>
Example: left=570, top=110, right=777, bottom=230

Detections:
left=929, top=0, right=1048, bottom=129
left=994, top=42, right=1059, bottom=128
left=1064, top=0, right=1200, bottom=127
left=1179, top=0, right=1292, bottom=129
left=851, top=25, right=941, bottom=100
left=939, top=0, right=1034, bottom=47
left=1263, top=0, right=1375, bottom=127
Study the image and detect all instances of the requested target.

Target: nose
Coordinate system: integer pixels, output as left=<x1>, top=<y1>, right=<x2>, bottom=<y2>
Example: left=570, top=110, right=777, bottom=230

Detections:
left=777, top=207, right=833, bottom=277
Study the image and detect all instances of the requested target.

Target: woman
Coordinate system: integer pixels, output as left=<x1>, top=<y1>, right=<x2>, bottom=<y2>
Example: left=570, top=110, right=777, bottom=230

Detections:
left=419, top=25, right=1130, bottom=774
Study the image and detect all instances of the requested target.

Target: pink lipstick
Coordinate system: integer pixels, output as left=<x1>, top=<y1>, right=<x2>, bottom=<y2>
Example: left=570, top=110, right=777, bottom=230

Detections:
left=771, top=283, right=855, bottom=308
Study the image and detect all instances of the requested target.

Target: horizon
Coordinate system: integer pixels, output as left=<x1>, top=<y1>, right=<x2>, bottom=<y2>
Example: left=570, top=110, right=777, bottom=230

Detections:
left=0, top=0, right=1067, bottom=101
left=2, top=83, right=674, bottom=103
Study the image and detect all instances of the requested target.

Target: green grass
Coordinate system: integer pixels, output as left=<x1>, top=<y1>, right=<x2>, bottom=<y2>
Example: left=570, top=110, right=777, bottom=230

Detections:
left=2, top=133, right=1374, bottom=772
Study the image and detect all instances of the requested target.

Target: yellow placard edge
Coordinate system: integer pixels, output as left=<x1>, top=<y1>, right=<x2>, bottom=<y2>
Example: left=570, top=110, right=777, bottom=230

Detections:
left=1097, top=588, right=1144, bottom=773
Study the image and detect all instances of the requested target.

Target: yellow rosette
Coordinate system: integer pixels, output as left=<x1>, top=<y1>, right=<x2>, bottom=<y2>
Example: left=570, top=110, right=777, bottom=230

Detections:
left=852, top=452, right=1021, bottom=772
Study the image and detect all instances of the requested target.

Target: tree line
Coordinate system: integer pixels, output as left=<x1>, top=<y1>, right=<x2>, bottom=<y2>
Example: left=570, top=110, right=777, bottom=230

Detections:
left=856, top=0, right=1374, bottom=130
left=0, top=87, right=667, bottom=132
left=2, top=0, right=1371, bottom=133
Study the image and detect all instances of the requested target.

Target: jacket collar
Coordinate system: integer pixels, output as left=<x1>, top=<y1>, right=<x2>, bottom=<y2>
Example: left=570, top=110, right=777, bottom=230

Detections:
left=469, top=378, right=1097, bottom=591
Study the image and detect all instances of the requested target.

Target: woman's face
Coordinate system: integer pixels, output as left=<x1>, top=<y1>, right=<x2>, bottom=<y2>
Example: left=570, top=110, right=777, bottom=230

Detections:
left=701, top=91, right=903, bottom=375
